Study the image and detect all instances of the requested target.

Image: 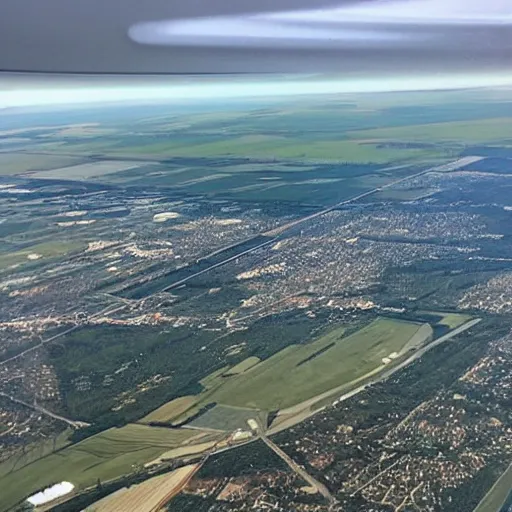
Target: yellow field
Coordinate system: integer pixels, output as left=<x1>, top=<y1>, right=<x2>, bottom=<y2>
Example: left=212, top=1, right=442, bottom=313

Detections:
left=85, top=464, right=199, bottom=512
left=224, top=356, right=261, bottom=376
left=140, top=396, right=197, bottom=424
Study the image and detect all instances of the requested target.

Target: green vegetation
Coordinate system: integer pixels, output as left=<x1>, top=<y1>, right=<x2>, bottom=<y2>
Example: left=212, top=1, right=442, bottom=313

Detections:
left=425, top=311, right=473, bottom=329
left=139, top=396, right=197, bottom=424
left=49, top=311, right=334, bottom=436
left=0, top=240, right=85, bottom=269
left=473, top=463, right=512, bottom=512
left=347, top=117, right=512, bottom=144
left=0, top=424, right=197, bottom=512
left=188, top=318, right=425, bottom=413
left=0, top=429, right=72, bottom=478
left=122, top=137, right=446, bottom=164
left=189, top=404, right=268, bottom=432
left=223, top=357, right=261, bottom=376
left=0, top=153, right=86, bottom=176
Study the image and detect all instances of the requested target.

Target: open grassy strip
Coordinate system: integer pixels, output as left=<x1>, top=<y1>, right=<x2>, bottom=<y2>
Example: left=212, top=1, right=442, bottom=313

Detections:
left=188, top=405, right=268, bottom=432
left=417, top=311, right=473, bottom=329
left=0, top=424, right=200, bottom=512
left=223, top=357, right=261, bottom=376
left=139, top=396, right=198, bottom=425
left=0, top=240, right=86, bottom=270
left=163, top=318, right=425, bottom=424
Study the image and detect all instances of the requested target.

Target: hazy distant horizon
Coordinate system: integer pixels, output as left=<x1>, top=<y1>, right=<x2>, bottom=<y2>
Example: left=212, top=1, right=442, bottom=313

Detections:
left=2, top=72, right=512, bottom=109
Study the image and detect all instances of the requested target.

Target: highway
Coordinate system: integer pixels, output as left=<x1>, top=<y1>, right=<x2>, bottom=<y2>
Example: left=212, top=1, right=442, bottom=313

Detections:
left=264, top=156, right=483, bottom=237
left=145, top=157, right=484, bottom=296
left=260, top=433, right=336, bottom=505
left=0, top=303, right=127, bottom=367
left=0, top=391, right=90, bottom=429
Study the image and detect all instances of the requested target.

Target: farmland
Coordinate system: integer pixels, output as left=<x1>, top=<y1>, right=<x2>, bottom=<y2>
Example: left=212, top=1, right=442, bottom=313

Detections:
left=28, top=160, right=152, bottom=180
left=0, top=153, right=86, bottom=175
left=119, top=136, right=447, bottom=164
left=158, top=318, right=430, bottom=429
left=346, top=117, right=512, bottom=144
left=0, top=424, right=201, bottom=512
left=140, top=396, right=198, bottom=425
left=85, top=464, right=199, bottom=512
left=0, top=240, right=86, bottom=270
left=2, top=89, right=512, bottom=512
left=0, top=429, right=72, bottom=478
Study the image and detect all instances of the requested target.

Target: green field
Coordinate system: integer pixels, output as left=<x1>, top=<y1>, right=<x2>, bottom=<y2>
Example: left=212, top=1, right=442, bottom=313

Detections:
left=162, top=318, right=428, bottom=427
left=473, top=463, right=512, bottom=512
left=0, top=424, right=198, bottom=512
left=116, top=137, right=445, bottom=164
left=0, top=240, right=85, bottom=270
left=418, top=311, right=473, bottom=329
left=0, top=153, right=86, bottom=176
left=224, top=357, right=261, bottom=376
left=0, top=429, right=72, bottom=479
left=189, top=404, right=268, bottom=432
left=347, top=117, right=512, bottom=144
left=139, top=396, right=198, bottom=424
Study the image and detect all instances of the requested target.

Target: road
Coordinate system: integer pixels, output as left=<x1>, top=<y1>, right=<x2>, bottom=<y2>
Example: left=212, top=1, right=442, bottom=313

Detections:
left=260, top=433, right=336, bottom=505
left=0, top=391, right=90, bottom=429
left=264, top=156, right=483, bottom=237
left=0, top=303, right=126, bottom=367
left=154, top=157, right=483, bottom=295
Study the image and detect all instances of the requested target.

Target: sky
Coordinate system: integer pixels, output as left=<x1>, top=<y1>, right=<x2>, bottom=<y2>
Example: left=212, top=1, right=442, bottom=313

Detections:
left=2, top=73, right=512, bottom=108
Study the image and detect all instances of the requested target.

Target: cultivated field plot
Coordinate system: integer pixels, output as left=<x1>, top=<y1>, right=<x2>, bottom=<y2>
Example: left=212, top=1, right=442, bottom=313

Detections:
left=347, top=117, right=512, bottom=144
left=0, top=153, right=86, bottom=176
left=0, top=424, right=198, bottom=512
left=28, top=160, right=152, bottom=180
left=114, top=136, right=445, bottom=164
left=173, top=318, right=428, bottom=417
left=140, top=396, right=198, bottom=424
left=0, top=429, right=72, bottom=479
left=85, top=464, right=199, bottom=512
left=0, top=240, right=85, bottom=270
